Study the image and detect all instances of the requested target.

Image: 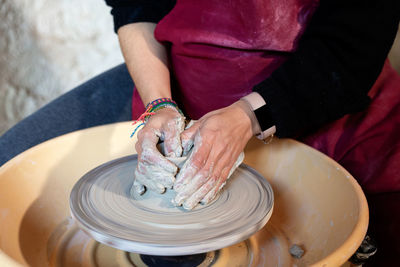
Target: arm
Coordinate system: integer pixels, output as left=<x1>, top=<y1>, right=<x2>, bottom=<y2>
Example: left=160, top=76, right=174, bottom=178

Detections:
left=104, top=1, right=183, bottom=194
left=118, top=22, right=171, bottom=105
left=176, top=0, right=400, bottom=209
left=104, top=0, right=176, bottom=104
left=119, top=23, right=185, bottom=195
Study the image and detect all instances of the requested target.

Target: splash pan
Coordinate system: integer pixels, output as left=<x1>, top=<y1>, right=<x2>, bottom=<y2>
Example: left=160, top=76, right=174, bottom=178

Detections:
left=0, top=122, right=368, bottom=266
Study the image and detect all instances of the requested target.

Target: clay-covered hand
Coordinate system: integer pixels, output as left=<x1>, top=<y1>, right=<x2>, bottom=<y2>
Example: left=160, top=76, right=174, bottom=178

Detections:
left=173, top=100, right=256, bottom=210
left=133, top=107, right=185, bottom=195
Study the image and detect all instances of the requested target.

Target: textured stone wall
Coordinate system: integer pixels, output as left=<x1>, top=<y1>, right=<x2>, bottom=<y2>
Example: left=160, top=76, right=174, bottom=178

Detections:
left=0, top=0, right=123, bottom=134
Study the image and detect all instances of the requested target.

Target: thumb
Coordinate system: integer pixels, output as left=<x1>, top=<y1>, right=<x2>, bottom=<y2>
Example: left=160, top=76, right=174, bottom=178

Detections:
left=163, top=116, right=185, bottom=157
left=181, top=120, right=200, bottom=155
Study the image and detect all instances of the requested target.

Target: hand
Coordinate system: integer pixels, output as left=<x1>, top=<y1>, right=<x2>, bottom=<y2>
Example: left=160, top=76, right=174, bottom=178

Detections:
left=173, top=100, right=255, bottom=209
left=133, top=107, right=185, bottom=194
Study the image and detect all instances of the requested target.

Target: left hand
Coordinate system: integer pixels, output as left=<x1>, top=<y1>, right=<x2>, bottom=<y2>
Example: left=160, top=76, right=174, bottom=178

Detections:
left=173, top=100, right=255, bottom=209
left=133, top=107, right=185, bottom=195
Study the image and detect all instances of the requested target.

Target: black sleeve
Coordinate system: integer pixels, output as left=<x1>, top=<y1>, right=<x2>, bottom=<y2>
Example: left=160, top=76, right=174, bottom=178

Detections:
left=104, top=0, right=176, bottom=33
left=253, top=0, right=400, bottom=138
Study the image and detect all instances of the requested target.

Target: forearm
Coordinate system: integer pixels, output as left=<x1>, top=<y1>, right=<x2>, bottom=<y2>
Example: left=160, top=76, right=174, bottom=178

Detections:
left=118, top=22, right=171, bottom=105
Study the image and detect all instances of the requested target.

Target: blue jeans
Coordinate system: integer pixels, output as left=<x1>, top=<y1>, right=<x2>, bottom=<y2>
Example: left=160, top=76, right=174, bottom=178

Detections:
left=0, top=64, right=133, bottom=166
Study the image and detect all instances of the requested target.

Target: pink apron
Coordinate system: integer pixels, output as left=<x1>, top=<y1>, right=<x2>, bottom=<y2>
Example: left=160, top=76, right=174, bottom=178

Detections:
left=132, top=0, right=319, bottom=119
left=303, top=60, right=400, bottom=193
left=131, top=0, right=400, bottom=194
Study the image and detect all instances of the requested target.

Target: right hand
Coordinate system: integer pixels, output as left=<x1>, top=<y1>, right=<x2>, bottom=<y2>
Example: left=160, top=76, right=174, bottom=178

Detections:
left=133, top=107, right=185, bottom=194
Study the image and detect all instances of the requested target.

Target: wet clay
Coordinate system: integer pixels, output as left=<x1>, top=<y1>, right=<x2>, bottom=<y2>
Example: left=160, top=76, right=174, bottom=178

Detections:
left=70, top=155, right=274, bottom=256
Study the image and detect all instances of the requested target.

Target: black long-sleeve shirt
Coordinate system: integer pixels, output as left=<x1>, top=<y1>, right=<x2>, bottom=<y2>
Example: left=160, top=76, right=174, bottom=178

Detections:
left=105, top=0, right=400, bottom=138
left=105, top=0, right=176, bottom=32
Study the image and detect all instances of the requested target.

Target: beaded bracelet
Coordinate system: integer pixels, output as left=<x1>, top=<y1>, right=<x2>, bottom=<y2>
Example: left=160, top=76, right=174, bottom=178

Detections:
left=130, top=98, right=184, bottom=137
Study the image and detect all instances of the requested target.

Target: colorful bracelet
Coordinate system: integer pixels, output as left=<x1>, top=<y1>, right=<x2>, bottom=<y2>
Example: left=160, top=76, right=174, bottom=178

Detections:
left=145, top=98, right=184, bottom=116
left=130, top=98, right=184, bottom=137
left=145, top=97, right=177, bottom=109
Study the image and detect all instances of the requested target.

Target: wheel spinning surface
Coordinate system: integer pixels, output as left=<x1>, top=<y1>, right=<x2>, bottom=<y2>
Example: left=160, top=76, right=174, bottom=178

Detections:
left=70, top=155, right=274, bottom=256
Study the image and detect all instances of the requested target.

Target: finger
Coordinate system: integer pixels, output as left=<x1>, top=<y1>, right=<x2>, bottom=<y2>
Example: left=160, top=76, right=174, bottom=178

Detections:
left=163, top=115, right=185, bottom=157
left=166, top=155, right=188, bottom=170
left=185, top=120, right=197, bottom=130
left=181, top=121, right=201, bottom=155
left=182, top=176, right=218, bottom=210
left=200, top=186, right=218, bottom=205
left=136, top=127, right=159, bottom=159
left=140, top=144, right=178, bottom=174
left=204, top=143, right=231, bottom=184
left=135, top=125, right=151, bottom=155
left=200, top=166, right=230, bottom=204
left=174, top=169, right=211, bottom=206
left=174, top=133, right=212, bottom=191
left=132, top=179, right=145, bottom=195
left=137, top=126, right=160, bottom=146
left=227, top=152, right=244, bottom=177
left=182, top=138, right=194, bottom=157
left=218, top=152, right=244, bottom=187
left=147, top=167, right=176, bottom=188
left=207, top=150, right=243, bottom=186
left=134, top=169, right=166, bottom=194
left=173, top=159, right=199, bottom=191
left=138, top=129, right=178, bottom=174
left=135, top=140, right=142, bottom=155
left=136, top=162, right=176, bottom=188
left=175, top=140, right=227, bottom=205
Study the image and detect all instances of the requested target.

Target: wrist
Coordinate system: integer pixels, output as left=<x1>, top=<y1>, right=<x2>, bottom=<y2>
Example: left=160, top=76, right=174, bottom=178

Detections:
left=130, top=98, right=184, bottom=138
left=146, top=97, right=184, bottom=117
left=235, top=100, right=262, bottom=136
left=143, top=93, right=172, bottom=107
left=241, top=93, right=276, bottom=140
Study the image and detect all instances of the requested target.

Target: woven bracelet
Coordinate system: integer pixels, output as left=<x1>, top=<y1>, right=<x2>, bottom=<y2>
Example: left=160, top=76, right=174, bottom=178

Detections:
left=130, top=98, right=184, bottom=137
left=146, top=97, right=177, bottom=109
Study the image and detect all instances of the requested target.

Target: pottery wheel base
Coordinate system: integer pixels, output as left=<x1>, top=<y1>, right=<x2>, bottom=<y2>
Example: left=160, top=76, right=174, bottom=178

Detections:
left=70, top=155, right=274, bottom=255
left=47, top=219, right=293, bottom=267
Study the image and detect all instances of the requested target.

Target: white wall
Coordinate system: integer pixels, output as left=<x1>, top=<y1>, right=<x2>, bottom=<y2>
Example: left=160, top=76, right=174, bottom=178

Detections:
left=0, top=0, right=123, bottom=135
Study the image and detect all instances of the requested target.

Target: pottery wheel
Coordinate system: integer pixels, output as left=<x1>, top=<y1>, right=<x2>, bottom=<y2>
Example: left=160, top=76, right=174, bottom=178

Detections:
left=70, top=155, right=274, bottom=256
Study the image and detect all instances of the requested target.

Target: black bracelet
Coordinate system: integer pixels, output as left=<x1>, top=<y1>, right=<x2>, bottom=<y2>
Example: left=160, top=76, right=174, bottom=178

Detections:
left=254, top=105, right=275, bottom=132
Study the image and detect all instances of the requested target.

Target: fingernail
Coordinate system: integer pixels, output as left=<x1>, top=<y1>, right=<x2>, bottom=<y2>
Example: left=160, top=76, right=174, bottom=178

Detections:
left=133, top=179, right=145, bottom=192
left=156, top=183, right=166, bottom=194
left=135, top=184, right=146, bottom=195
left=171, top=198, right=181, bottom=207
left=174, top=193, right=187, bottom=206
left=161, top=174, right=175, bottom=189
left=183, top=201, right=196, bottom=210
left=218, top=181, right=227, bottom=190
left=200, top=187, right=218, bottom=204
left=158, top=187, right=166, bottom=194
